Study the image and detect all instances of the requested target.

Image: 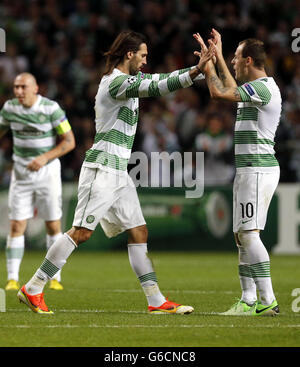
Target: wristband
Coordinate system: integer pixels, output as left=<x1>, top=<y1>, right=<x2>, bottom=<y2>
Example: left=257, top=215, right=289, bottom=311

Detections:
left=196, top=65, right=202, bottom=72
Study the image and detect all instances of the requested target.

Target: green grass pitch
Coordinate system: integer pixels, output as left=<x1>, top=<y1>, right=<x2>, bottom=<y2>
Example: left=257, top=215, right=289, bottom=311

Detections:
left=0, top=250, right=300, bottom=347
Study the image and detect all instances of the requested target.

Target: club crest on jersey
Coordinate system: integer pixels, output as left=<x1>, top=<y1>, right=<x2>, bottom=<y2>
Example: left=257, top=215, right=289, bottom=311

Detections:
left=244, top=83, right=255, bottom=96
left=86, top=215, right=95, bottom=224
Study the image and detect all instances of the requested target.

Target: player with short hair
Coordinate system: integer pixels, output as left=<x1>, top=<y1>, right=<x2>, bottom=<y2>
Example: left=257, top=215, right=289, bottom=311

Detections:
left=194, top=30, right=281, bottom=316
left=17, top=30, right=212, bottom=315
left=0, top=72, right=75, bottom=291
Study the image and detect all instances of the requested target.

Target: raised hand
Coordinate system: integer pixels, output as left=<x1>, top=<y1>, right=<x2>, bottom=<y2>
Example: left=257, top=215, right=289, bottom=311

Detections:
left=193, top=32, right=216, bottom=67
left=193, top=32, right=208, bottom=51
left=210, top=28, right=222, bottom=59
left=193, top=44, right=215, bottom=73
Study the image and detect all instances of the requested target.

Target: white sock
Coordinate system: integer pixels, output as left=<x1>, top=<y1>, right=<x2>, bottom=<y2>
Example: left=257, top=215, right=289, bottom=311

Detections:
left=128, top=243, right=166, bottom=307
left=238, top=244, right=257, bottom=305
left=46, top=233, right=63, bottom=282
left=6, top=235, right=25, bottom=281
left=238, top=231, right=275, bottom=305
left=25, top=233, right=76, bottom=295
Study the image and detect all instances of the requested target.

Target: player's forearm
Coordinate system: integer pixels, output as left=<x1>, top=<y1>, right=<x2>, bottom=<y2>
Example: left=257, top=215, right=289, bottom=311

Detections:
left=43, top=131, right=75, bottom=162
left=204, top=62, right=225, bottom=98
left=112, top=66, right=204, bottom=100
left=216, top=55, right=237, bottom=88
left=205, top=63, right=241, bottom=101
left=189, top=66, right=204, bottom=80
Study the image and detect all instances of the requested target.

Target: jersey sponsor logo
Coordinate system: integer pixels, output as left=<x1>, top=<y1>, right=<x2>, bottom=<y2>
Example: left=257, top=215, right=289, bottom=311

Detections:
left=244, top=83, right=255, bottom=96
left=18, top=128, right=44, bottom=137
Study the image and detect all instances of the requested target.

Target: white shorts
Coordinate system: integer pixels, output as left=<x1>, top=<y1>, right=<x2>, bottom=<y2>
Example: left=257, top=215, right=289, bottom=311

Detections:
left=233, top=171, right=279, bottom=233
left=8, top=159, right=62, bottom=221
left=72, top=167, right=146, bottom=237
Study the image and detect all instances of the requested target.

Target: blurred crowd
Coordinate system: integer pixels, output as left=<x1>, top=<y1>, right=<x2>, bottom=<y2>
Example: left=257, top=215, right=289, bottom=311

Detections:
left=0, top=0, right=300, bottom=187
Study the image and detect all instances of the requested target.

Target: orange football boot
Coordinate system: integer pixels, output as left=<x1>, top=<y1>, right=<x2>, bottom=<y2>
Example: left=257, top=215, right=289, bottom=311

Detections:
left=148, top=299, right=194, bottom=314
left=17, top=285, right=54, bottom=314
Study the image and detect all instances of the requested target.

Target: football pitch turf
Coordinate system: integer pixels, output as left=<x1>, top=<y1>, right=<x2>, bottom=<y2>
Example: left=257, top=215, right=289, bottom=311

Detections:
left=0, top=250, right=300, bottom=348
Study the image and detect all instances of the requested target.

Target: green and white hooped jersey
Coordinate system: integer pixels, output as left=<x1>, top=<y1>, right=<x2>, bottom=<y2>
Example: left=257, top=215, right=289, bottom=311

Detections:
left=235, top=77, right=281, bottom=173
left=0, top=95, right=71, bottom=166
left=83, top=67, right=203, bottom=174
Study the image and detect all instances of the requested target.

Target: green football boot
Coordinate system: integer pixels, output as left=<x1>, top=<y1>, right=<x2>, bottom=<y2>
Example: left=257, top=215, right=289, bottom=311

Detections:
left=220, top=299, right=256, bottom=316
left=252, top=300, right=279, bottom=316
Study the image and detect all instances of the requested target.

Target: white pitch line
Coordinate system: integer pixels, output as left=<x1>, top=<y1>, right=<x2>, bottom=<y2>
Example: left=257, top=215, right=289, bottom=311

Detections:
left=6, top=308, right=298, bottom=317
left=60, top=289, right=294, bottom=296
left=0, top=324, right=300, bottom=329
left=54, top=289, right=235, bottom=294
left=63, top=289, right=236, bottom=294
left=0, top=309, right=221, bottom=317
left=110, top=290, right=236, bottom=294
left=8, top=308, right=148, bottom=314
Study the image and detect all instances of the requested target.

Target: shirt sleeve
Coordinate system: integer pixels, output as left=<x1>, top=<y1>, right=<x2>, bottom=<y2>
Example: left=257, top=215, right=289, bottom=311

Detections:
left=237, top=80, right=271, bottom=105
left=142, top=67, right=204, bottom=82
left=109, top=68, right=195, bottom=100
left=0, top=103, right=11, bottom=130
left=50, top=102, right=71, bottom=135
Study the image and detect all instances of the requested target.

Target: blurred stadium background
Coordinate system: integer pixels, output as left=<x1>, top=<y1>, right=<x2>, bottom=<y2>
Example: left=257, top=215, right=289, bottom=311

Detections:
left=0, top=0, right=300, bottom=254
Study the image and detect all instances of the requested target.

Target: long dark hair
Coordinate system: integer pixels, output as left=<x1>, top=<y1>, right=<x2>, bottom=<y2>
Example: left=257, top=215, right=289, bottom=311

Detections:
left=102, top=30, right=147, bottom=76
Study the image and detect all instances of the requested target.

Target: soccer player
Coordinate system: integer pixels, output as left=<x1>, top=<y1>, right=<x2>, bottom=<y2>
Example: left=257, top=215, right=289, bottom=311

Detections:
left=194, top=29, right=281, bottom=316
left=0, top=73, right=75, bottom=291
left=17, top=30, right=212, bottom=314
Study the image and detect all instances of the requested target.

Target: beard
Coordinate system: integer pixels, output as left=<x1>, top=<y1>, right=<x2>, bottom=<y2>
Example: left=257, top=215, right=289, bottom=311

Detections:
left=129, top=56, right=140, bottom=75
left=129, top=64, right=139, bottom=75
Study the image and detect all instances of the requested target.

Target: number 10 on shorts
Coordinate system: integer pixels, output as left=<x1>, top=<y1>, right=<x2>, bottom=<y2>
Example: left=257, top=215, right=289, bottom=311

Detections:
left=240, top=202, right=254, bottom=222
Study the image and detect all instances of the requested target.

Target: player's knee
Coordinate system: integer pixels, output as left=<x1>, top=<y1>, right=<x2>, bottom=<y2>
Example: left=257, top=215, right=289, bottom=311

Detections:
left=127, top=225, right=148, bottom=244
left=237, top=230, right=259, bottom=247
left=10, top=220, right=27, bottom=236
left=45, top=220, right=61, bottom=236
left=77, top=229, right=93, bottom=244
left=66, top=227, right=93, bottom=245
left=234, top=232, right=241, bottom=247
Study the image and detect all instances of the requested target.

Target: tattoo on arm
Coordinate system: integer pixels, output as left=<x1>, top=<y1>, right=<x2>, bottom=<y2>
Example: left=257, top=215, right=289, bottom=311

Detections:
left=233, top=88, right=240, bottom=100
left=218, top=68, right=227, bottom=84
left=207, top=68, right=240, bottom=101
left=209, top=72, right=227, bottom=94
left=59, top=132, right=73, bottom=153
